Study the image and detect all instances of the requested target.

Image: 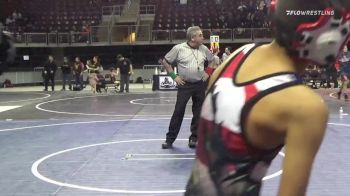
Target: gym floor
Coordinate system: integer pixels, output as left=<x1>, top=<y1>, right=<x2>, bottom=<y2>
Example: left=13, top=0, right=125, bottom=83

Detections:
left=0, top=85, right=349, bottom=196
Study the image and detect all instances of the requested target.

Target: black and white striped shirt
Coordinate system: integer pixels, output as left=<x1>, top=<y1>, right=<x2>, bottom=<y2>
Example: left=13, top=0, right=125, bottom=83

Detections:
left=165, top=42, right=214, bottom=82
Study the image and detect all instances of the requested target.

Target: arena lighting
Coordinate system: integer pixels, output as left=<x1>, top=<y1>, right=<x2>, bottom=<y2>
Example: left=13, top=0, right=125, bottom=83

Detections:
left=23, top=55, right=29, bottom=61
left=129, top=32, right=136, bottom=43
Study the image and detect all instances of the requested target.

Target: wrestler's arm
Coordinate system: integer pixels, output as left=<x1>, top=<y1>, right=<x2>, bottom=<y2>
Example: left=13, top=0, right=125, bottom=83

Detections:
left=278, top=87, right=328, bottom=196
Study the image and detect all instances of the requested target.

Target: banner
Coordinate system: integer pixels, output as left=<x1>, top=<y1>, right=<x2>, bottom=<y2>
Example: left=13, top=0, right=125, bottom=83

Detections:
left=159, top=76, right=177, bottom=90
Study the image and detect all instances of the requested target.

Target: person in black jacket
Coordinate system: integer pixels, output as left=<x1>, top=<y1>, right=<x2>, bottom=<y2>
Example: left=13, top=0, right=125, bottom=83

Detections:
left=61, top=56, right=72, bottom=91
left=42, top=55, right=57, bottom=91
left=325, top=63, right=339, bottom=89
left=116, top=54, right=133, bottom=93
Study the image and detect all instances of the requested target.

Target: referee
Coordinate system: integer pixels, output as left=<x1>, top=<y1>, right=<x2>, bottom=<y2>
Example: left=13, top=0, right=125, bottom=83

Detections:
left=161, top=26, right=215, bottom=149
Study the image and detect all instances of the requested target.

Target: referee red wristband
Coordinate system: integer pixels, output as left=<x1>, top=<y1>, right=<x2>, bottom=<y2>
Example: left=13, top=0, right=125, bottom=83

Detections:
left=205, top=67, right=215, bottom=75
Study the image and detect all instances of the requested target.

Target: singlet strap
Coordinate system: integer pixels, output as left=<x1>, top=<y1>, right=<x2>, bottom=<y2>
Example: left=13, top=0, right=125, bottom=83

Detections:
left=240, top=77, right=301, bottom=152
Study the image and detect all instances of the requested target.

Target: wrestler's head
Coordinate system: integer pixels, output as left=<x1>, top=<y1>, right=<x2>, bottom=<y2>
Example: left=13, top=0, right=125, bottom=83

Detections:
left=270, top=0, right=350, bottom=65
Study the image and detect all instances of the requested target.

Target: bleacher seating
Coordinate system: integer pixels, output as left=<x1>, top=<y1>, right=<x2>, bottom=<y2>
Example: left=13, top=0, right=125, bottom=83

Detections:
left=150, top=0, right=270, bottom=30
left=2, top=0, right=270, bottom=34
left=2, top=0, right=126, bottom=33
left=140, top=0, right=157, bottom=5
left=102, top=0, right=126, bottom=6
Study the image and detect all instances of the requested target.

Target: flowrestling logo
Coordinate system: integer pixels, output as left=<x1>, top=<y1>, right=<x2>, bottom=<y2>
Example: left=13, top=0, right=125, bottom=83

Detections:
left=286, top=10, right=334, bottom=16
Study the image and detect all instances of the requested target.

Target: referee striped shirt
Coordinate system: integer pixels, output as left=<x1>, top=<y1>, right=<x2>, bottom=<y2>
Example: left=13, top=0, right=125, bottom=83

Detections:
left=164, top=42, right=214, bottom=82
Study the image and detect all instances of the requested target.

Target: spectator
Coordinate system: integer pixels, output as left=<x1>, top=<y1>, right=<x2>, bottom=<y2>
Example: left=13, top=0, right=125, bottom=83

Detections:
left=17, top=12, right=22, bottom=20
left=108, top=67, right=117, bottom=83
left=72, top=57, right=84, bottom=90
left=116, top=54, right=133, bottom=93
left=212, top=49, right=221, bottom=69
left=5, top=17, right=13, bottom=26
left=87, top=56, right=103, bottom=93
left=81, top=22, right=91, bottom=43
left=259, top=0, right=265, bottom=10
left=42, top=55, right=57, bottom=91
left=61, top=57, right=72, bottom=91
left=337, top=45, right=350, bottom=100
left=70, top=26, right=78, bottom=43
left=12, top=11, right=17, bottom=20
left=326, top=63, right=338, bottom=88
left=222, top=46, right=232, bottom=62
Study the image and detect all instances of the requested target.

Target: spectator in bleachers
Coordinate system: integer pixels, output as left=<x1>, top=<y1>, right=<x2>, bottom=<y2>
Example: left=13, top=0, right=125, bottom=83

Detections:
left=215, top=0, right=222, bottom=5
left=218, top=14, right=225, bottom=28
left=12, top=11, right=18, bottom=20
left=263, top=20, right=271, bottom=28
left=61, top=57, right=72, bottom=91
left=42, top=55, right=58, bottom=91
left=5, top=16, right=13, bottom=26
left=116, top=54, right=133, bottom=93
left=247, top=0, right=256, bottom=13
left=70, top=26, right=78, bottom=43
left=258, top=0, right=266, bottom=11
left=72, top=57, right=84, bottom=90
left=17, top=12, right=22, bottom=20
left=237, top=1, right=248, bottom=12
left=81, top=22, right=91, bottom=43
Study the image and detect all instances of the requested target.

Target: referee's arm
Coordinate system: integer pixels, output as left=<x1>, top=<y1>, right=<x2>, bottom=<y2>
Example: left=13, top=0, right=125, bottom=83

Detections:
left=207, top=60, right=214, bottom=69
left=162, top=59, right=185, bottom=85
left=162, top=59, right=174, bottom=74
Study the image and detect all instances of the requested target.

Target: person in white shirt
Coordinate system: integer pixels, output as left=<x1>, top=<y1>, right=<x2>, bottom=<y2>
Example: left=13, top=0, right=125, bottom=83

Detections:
left=221, top=47, right=231, bottom=62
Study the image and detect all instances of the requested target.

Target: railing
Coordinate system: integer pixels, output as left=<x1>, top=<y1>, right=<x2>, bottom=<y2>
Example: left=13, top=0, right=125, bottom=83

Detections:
left=91, top=25, right=109, bottom=43
left=127, top=0, right=132, bottom=9
left=58, top=33, right=70, bottom=44
left=12, top=28, right=272, bottom=46
left=110, top=25, right=134, bottom=42
left=140, top=5, right=156, bottom=15
left=233, top=28, right=253, bottom=40
left=102, top=5, right=123, bottom=16
left=108, top=6, right=118, bottom=43
left=26, top=33, right=47, bottom=45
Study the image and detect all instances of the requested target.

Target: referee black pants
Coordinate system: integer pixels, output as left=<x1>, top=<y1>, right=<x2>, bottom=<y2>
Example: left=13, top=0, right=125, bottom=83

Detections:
left=166, top=81, right=206, bottom=144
